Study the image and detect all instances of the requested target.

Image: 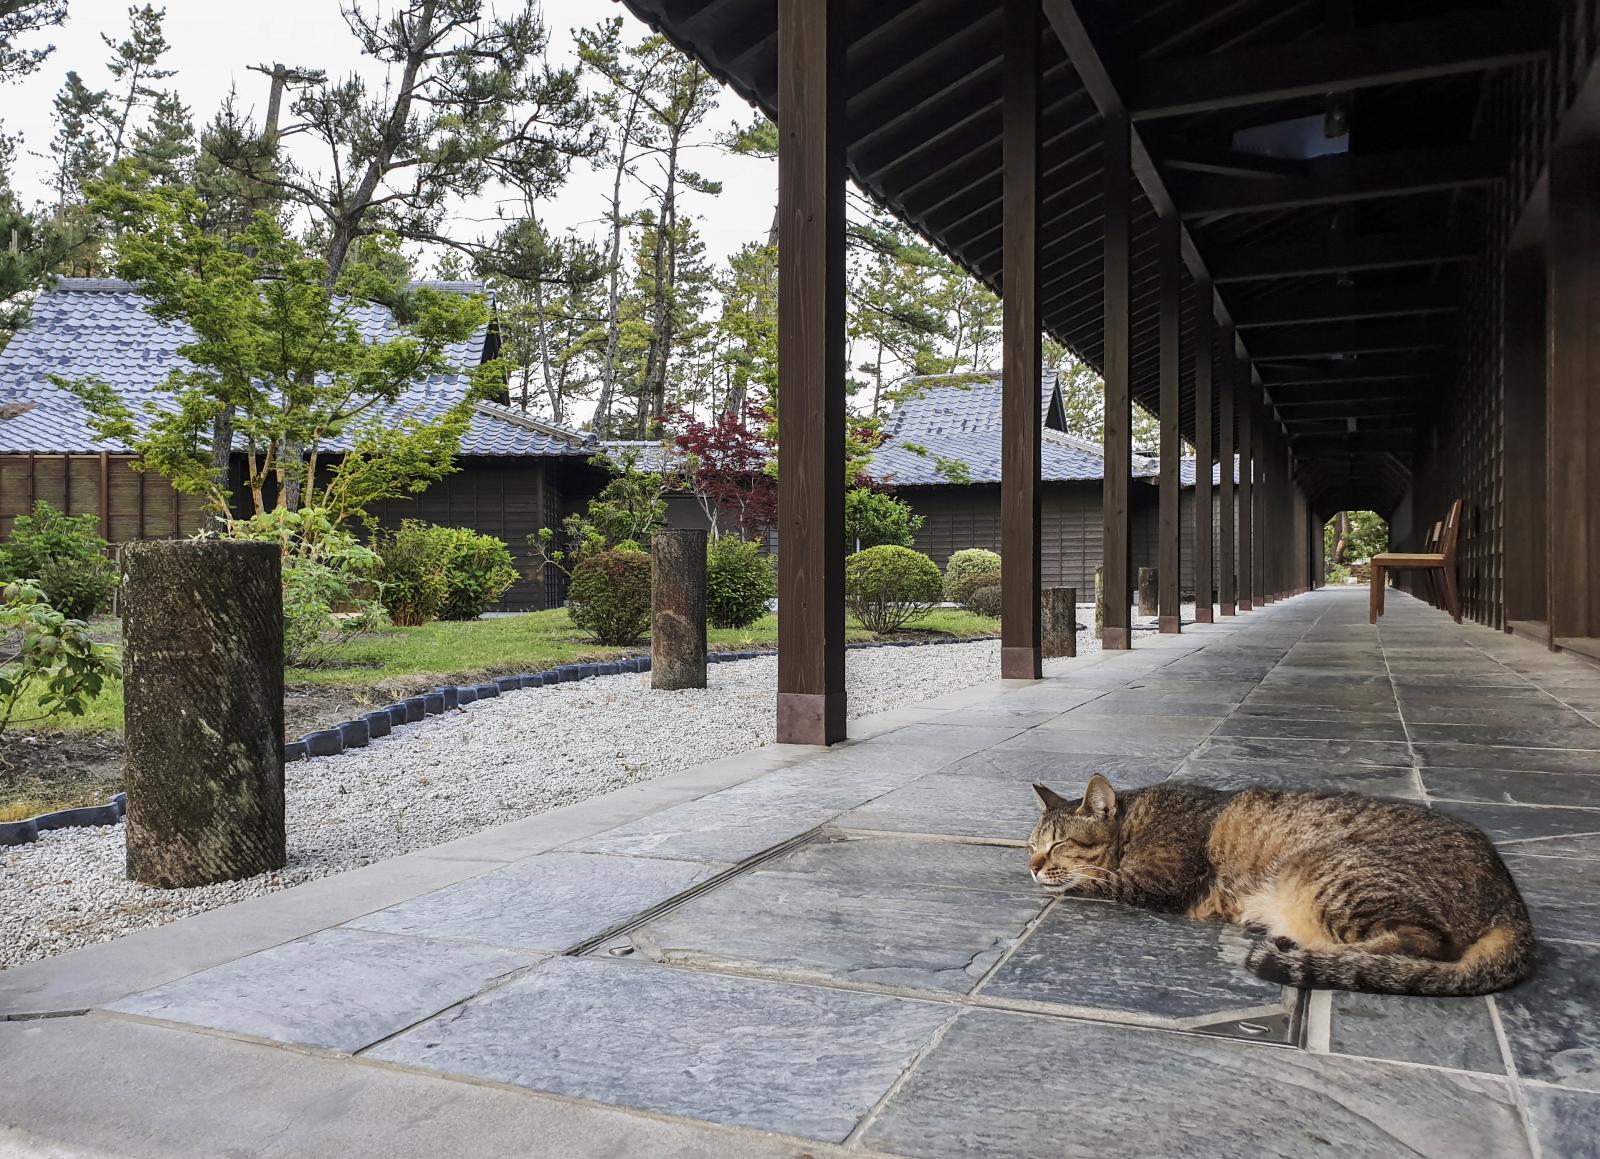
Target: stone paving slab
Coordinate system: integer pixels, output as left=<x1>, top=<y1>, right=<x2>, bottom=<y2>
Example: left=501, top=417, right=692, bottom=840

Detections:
left=1424, top=766, right=1600, bottom=808
left=979, top=900, right=1285, bottom=1023
left=345, top=851, right=725, bottom=951
left=1494, top=940, right=1600, bottom=1092
left=862, top=1008, right=1531, bottom=1159
left=1327, top=991, right=1504, bottom=1073
left=106, top=927, right=536, bottom=1053
left=1171, top=759, right=1421, bottom=799
left=939, top=747, right=1179, bottom=786
left=1523, top=1086, right=1600, bottom=1159
left=1431, top=801, right=1600, bottom=845
left=367, top=956, right=953, bottom=1143
left=830, top=772, right=1039, bottom=840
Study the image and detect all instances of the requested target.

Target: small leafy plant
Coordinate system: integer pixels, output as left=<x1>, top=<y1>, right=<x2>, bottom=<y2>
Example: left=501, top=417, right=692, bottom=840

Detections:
left=0, top=502, right=119, bottom=619
left=378, top=522, right=519, bottom=625
left=844, top=545, right=944, bottom=633
left=567, top=547, right=652, bottom=645
left=944, top=548, right=1001, bottom=610
left=707, top=535, right=774, bottom=630
left=0, top=581, right=121, bottom=779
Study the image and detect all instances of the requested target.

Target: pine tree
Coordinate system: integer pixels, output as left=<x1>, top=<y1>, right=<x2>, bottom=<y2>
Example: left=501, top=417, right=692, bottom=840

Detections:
left=0, top=0, right=67, bottom=82
left=98, top=4, right=175, bottom=162
left=49, top=70, right=107, bottom=211
left=124, top=89, right=193, bottom=186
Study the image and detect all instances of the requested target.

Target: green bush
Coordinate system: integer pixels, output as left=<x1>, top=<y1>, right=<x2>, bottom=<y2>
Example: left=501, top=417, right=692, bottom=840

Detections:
left=844, top=487, right=922, bottom=550
left=0, top=501, right=118, bottom=619
left=377, top=522, right=519, bottom=626
left=943, top=548, right=1001, bottom=608
left=964, top=579, right=1003, bottom=619
left=706, top=535, right=774, bottom=630
left=0, top=580, right=121, bottom=761
left=844, top=545, right=943, bottom=633
left=568, top=547, right=652, bottom=645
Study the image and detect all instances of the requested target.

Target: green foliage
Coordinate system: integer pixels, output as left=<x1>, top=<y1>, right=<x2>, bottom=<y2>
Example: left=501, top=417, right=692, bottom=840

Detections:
left=844, top=545, right=943, bottom=634
left=1326, top=562, right=1353, bottom=584
left=964, top=579, right=1003, bottom=619
left=706, top=535, right=773, bottom=630
left=1325, top=511, right=1389, bottom=564
left=567, top=547, right=652, bottom=645
left=944, top=548, right=1001, bottom=609
left=0, top=501, right=118, bottom=619
left=0, top=580, right=120, bottom=775
left=377, top=522, right=519, bottom=626
left=845, top=487, right=923, bottom=551
left=223, top=507, right=382, bottom=667
left=533, top=451, right=666, bottom=574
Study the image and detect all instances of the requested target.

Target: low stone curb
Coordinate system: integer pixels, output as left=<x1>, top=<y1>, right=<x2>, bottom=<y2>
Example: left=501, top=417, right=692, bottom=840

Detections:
left=0, top=634, right=998, bottom=848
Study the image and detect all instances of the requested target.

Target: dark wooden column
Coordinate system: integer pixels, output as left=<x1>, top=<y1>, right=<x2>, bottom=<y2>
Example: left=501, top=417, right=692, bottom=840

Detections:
left=776, top=0, right=847, bottom=745
left=1157, top=212, right=1182, bottom=633
left=1237, top=361, right=1254, bottom=612
left=1218, top=326, right=1236, bottom=616
left=1102, top=108, right=1133, bottom=650
left=1192, top=280, right=1215, bottom=623
left=1001, top=0, right=1043, bottom=679
left=1504, top=249, right=1548, bottom=636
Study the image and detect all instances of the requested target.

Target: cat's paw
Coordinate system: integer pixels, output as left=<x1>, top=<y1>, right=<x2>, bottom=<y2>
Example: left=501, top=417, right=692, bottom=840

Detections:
left=1272, top=935, right=1299, bottom=953
left=1247, top=937, right=1306, bottom=986
left=1241, top=920, right=1269, bottom=935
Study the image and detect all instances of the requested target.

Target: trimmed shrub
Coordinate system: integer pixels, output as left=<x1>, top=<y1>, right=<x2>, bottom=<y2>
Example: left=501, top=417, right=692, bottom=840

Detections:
left=844, top=545, right=943, bottom=634
left=706, top=535, right=774, bottom=630
left=844, top=487, right=922, bottom=550
left=943, top=548, right=1001, bottom=609
left=377, top=522, right=519, bottom=626
left=568, top=547, right=652, bottom=644
left=0, top=501, right=118, bottom=620
left=964, top=579, right=1003, bottom=619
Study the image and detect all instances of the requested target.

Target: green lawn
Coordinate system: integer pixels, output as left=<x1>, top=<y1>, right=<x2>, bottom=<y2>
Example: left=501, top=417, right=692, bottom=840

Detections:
left=11, top=606, right=1000, bottom=735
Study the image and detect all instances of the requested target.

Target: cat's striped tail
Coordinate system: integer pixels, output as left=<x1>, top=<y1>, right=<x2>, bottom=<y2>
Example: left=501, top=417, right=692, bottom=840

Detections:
left=1245, top=917, right=1536, bottom=996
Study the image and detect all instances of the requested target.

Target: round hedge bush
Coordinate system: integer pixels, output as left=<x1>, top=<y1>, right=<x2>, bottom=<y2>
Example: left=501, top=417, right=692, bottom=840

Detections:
left=844, top=545, right=944, bottom=634
left=943, top=548, right=1001, bottom=609
left=706, top=535, right=774, bottom=630
left=0, top=501, right=118, bottom=620
left=568, top=547, right=652, bottom=644
left=964, top=579, right=1003, bottom=619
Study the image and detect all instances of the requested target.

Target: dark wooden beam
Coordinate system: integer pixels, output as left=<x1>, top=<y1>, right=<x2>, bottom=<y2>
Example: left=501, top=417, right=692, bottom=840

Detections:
left=1157, top=211, right=1182, bottom=633
left=1218, top=326, right=1236, bottom=615
left=1237, top=361, right=1254, bottom=612
left=1102, top=106, right=1133, bottom=650
left=1289, top=432, right=1416, bottom=455
left=1193, top=277, right=1215, bottom=623
left=1249, top=322, right=1448, bottom=361
left=1258, top=355, right=1436, bottom=386
left=1128, top=11, right=1547, bottom=121
left=776, top=0, right=847, bottom=745
left=1210, top=232, right=1475, bottom=283
left=1000, top=0, right=1042, bottom=680
left=1234, top=286, right=1457, bottom=329
left=1176, top=149, right=1501, bottom=219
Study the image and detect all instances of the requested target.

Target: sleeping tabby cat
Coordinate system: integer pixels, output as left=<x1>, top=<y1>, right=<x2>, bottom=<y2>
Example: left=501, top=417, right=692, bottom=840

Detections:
left=1027, top=776, right=1535, bottom=995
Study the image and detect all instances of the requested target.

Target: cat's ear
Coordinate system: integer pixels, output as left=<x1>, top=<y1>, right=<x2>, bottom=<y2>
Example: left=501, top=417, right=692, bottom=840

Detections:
left=1032, top=783, right=1070, bottom=813
left=1079, top=774, right=1118, bottom=820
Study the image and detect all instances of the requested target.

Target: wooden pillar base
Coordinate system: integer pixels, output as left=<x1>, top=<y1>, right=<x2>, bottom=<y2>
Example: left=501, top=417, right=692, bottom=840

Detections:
left=1194, top=607, right=1214, bottom=623
left=1239, top=598, right=1253, bottom=612
left=776, top=691, right=846, bottom=746
left=1221, top=603, right=1236, bottom=617
left=1102, top=627, right=1131, bottom=650
left=1159, top=616, right=1181, bottom=634
left=1002, top=646, right=1043, bottom=679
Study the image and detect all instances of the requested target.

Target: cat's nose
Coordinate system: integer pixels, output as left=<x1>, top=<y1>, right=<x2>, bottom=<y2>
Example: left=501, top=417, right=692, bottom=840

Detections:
left=1028, top=854, right=1048, bottom=875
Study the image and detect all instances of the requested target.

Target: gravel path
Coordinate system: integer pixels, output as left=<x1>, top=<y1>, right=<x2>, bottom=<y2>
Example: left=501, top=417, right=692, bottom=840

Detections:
left=2, top=640, right=1016, bottom=971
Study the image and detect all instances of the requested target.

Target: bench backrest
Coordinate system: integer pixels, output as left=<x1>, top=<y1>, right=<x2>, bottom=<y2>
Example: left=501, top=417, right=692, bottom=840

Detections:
left=1438, top=499, right=1464, bottom=567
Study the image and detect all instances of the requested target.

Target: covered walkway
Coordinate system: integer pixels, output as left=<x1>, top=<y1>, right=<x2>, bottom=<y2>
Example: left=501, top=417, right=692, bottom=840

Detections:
left=4, top=588, right=1597, bottom=1157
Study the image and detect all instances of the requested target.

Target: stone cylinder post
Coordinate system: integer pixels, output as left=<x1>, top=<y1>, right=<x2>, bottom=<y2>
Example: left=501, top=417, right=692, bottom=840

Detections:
left=651, top=528, right=708, bottom=691
left=1094, top=566, right=1105, bottom=638
left=122, top=540, right=285, bottom=888
left=1138, top=567, right=1158, bottom=617
left=1042, top=587, right=1077, bottom=659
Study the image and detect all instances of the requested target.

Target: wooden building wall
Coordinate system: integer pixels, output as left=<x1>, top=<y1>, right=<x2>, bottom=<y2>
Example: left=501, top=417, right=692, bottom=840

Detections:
left=0, top=454, right=209, bottom=545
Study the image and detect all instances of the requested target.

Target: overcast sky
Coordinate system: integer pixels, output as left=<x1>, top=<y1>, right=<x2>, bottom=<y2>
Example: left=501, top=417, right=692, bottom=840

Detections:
left=3, top=0, right=779, bottom=271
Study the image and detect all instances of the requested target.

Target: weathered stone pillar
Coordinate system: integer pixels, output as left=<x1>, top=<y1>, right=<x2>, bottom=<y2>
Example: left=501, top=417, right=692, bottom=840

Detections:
left=1042, top=587, right=1077, bottom=659
left=1094, top=566, right=1105, bottom=638
left=122, top=540, right=285, bottom=888
left=1138, top=567, right=1158, bottom=617
left=651, top=528, right=707, bottom=691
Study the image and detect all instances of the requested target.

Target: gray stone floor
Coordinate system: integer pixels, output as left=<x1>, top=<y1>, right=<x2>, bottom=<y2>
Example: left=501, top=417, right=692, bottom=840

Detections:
left=4, top=587, right=1599, bottom=1158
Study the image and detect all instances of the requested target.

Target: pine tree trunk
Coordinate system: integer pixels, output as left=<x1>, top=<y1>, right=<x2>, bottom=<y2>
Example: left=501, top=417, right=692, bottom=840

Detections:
left=122, top=540, right=286, bottom=888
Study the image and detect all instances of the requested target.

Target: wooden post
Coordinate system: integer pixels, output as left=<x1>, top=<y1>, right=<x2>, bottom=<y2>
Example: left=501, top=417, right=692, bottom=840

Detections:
left=1193, top=279, right=1215, bottom=623
left=1138, top=567, right=1158, bottom=617
left=1157, top=213, right=1182, bottom=633
left=651, top=528, right=707, bottom=691
left=122, top=540, right=284, bottom=888
left=1218, top=326, right=1236, bottom=616
left=1101, top=108, right=1133, bottom=650
left=1000, top=0, right=1042, bottom=680
left=1042, top=587, right=1077, bottom=659
left=1237, top=362, right=1254, bottom=612
left=98, top=451, right=110, bottom=542
left=776, top=0, right=847, bottom=744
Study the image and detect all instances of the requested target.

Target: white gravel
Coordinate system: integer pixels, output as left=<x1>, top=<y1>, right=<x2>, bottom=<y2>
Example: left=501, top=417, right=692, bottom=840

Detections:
left=2, top=640, right=1020, bottom=971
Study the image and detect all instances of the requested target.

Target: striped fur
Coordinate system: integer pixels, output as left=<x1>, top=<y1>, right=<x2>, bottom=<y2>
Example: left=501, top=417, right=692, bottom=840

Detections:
left=1027, top=778, right=1535, bottom=996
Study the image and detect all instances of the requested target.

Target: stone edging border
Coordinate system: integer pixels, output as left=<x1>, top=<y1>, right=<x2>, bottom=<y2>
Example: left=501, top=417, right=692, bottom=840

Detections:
left=0, top=634, right=998, bottom=849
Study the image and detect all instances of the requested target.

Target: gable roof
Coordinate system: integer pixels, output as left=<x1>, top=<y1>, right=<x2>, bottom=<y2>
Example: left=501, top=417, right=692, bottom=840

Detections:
left=869, top=370, right=1160, bottom=487
left=0, top=278, right=595, bottom=458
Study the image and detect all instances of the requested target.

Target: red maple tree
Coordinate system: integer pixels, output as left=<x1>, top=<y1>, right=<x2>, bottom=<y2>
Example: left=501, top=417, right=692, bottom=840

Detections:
left=669, top=403, right=778, bottom=541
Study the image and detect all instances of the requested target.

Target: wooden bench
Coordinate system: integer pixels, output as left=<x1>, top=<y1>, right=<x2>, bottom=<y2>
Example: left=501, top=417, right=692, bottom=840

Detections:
left=1370, top=499, right=1462, bottom=625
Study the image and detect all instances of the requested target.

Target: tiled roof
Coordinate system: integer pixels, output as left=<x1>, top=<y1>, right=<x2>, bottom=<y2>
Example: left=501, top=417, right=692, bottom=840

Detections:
left=600, top=439, right=681, bottom=473
left=0, top=278, right=592, bottom=458
left=869, top=370, right=1161, bottom=486
left=1179, top=456, right=1243, bottom=487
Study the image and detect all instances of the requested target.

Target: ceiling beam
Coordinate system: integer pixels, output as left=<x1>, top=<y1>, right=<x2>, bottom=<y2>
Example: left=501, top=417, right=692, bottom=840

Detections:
left=1175, top=149, right=1501, bottom=218
left=1250, top=323, right=1448, bottom=360
left=1128, top=12, right=1548, bottom=121
left=1257, top=354, right=1437, bottom=385
left=1290, top=432, right=1414, bottom=456
left=1234, top=286, right=1457, bottom=329
left=1211, top=232, right=1475, bottom=282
